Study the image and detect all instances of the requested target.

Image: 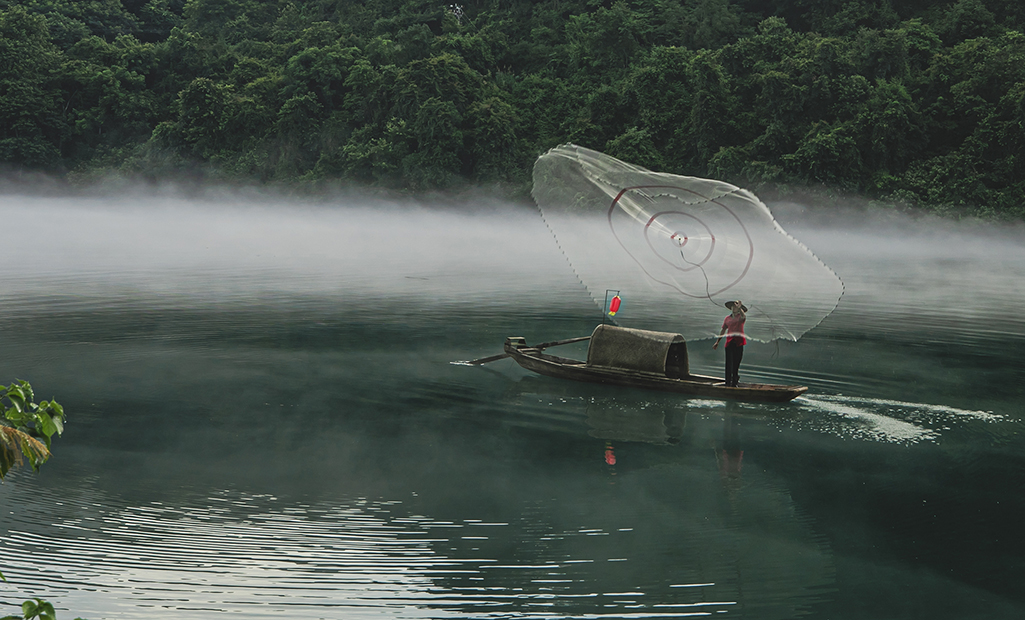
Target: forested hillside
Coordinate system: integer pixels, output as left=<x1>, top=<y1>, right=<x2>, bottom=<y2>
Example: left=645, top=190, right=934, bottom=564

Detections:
left=1, top=1, right=1024, bottom=216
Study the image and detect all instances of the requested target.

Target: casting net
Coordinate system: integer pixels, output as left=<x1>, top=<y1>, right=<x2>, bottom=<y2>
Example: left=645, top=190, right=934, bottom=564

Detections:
left=532, top=144, right=843, bottom=342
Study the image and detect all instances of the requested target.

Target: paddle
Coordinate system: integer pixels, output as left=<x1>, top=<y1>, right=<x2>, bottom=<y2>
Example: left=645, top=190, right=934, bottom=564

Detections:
left=464, top=335, right=591, bottom=365
left=464, top=352, right=512, bottom=365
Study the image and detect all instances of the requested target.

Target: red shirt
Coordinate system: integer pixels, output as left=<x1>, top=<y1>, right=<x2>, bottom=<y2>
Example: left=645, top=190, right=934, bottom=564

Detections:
left=722, top=314, right=747, bottom=346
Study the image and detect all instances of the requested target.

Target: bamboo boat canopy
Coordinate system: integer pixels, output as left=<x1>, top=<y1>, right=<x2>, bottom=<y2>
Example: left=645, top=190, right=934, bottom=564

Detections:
left=586, top=325, right=689, bottom=377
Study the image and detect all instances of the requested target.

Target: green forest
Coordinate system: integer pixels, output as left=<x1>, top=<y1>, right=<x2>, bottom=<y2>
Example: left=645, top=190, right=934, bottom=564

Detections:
left=1, top=0, right=1024, bottom=216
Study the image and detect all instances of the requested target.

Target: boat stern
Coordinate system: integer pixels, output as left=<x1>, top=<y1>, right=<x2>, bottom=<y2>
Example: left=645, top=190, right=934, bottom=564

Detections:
left=504, top=337, right=527, bottom=354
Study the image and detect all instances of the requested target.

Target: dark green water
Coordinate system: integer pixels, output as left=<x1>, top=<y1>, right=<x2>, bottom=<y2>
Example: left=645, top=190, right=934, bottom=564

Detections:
left=1, top=196, right=1023, bottom=619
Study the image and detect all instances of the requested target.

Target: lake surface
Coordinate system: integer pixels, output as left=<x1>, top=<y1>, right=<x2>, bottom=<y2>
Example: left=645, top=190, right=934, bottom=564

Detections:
left=1, top=191, right=1023, bottom=619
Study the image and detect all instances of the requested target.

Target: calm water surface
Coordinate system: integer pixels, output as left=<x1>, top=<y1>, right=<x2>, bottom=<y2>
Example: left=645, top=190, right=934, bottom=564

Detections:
left=1, top=193, right=1023, bottom=619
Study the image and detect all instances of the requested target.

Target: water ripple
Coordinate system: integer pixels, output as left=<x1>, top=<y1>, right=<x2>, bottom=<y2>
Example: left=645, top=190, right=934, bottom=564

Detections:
left=0, top=486, right=775, bottom=619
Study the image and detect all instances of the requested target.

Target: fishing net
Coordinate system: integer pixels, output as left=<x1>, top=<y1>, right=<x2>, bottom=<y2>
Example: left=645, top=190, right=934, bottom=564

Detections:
left=532, top=144, right=843, bottom=343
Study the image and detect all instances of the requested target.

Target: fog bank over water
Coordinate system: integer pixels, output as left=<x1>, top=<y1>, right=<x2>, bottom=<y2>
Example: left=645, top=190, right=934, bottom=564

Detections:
left=2, top=191, right=568, bottom=304
left=771, top=200, right=1025, bottom=345
left=4, top=189, right=1024, bottom=342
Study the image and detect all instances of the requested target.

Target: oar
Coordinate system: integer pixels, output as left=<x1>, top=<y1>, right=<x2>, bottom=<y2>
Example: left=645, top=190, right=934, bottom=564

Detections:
left=463, top=351, right=511, bottom=365
left=464, top=335, right=591, bottom=365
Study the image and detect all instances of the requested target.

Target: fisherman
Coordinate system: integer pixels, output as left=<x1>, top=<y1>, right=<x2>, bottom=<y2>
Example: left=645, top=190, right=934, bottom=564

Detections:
left=712, top=301, right=747, bottom=387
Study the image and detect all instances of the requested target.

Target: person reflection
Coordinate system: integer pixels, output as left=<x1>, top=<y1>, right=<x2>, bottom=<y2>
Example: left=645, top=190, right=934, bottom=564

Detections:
left=715, top=413, right=744, bottom=488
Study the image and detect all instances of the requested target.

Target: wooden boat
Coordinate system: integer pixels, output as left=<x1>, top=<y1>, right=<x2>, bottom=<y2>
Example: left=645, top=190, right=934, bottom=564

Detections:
left=500, top=324, right=807, bottom=403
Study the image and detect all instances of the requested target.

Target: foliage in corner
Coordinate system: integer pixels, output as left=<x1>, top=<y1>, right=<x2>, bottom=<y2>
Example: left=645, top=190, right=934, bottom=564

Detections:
left=0, top=598, right=55, bottom=620
left=0, top=380, right=65, bottom=481
left=1, top=383, right=76, bottom=619
left=0, top=596, right=85, bottom=620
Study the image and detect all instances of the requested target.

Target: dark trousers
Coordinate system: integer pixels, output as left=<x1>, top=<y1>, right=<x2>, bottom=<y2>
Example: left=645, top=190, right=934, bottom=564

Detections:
left=725, top=343, right=744, bottom=387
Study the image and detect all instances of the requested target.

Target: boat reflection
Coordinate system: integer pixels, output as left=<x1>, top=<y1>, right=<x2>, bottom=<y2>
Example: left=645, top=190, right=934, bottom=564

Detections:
left=503, top=375, right=762, bottom=488
left=584, top=397, right=687, bottom=445
left=585, top=397, right=748, bottom=489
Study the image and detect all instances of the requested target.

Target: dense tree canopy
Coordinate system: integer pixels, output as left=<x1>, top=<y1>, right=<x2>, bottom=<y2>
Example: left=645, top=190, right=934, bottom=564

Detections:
left=1, top=0, right=1024, bottom=216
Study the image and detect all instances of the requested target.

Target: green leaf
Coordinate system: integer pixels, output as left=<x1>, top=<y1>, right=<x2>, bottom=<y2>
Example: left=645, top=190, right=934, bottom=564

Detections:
left=39, top=414, right=58, bottom=438
left=6, top=392, right=25, bottom=414
left=47, top=401, right=65, bottom=419
left=22, top=600, right=39, bottom=617
left=17, top=381, right=34, bottom=402
left=37, top=600, right=56, bottom=620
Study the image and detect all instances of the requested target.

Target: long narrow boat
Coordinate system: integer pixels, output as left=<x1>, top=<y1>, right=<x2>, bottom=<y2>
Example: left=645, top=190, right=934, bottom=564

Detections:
left=501, top=324, right=807, bottom=403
